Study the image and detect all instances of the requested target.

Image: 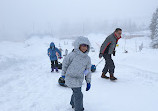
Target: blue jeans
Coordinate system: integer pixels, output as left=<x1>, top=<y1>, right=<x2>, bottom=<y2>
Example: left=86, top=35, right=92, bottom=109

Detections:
left=70, top=87, right=83, bottom=111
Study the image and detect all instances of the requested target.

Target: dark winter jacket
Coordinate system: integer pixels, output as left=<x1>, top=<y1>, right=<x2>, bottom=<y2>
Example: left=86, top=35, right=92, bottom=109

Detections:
left=48, top=42, right=61, bottom=61
left=99, top=33, right=121, bottom=57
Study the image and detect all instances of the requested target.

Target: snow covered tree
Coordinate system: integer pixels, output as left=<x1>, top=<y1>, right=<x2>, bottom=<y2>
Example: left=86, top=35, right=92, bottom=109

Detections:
left=150, top=8, right=158, bottom=48
left=155, top=18, right=158, bottom=38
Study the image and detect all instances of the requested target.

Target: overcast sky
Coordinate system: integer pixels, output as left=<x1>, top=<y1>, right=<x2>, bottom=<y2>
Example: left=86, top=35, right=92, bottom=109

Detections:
left=0, top=0, right=158, bottom=41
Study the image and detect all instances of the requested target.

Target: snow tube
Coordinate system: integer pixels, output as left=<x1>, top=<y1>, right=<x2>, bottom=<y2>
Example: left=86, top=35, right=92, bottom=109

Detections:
left=58, top=77, right=66, bottom=87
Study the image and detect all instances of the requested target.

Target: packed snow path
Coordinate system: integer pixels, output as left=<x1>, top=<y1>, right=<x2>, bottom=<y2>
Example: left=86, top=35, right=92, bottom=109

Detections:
left=0, top=35, right=158, bottom=111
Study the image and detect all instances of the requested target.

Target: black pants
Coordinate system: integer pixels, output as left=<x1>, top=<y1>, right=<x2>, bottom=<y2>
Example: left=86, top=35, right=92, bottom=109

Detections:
left=51, top=60, right=58, bottom=68
left=102, top=54, right=115, bottom=74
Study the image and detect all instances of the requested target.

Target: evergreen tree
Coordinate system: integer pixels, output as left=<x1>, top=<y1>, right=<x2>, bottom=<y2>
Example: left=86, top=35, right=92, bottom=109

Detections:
left=150, top=8, right=158, bottom=39
left=150, top=8, right=158, bottom=48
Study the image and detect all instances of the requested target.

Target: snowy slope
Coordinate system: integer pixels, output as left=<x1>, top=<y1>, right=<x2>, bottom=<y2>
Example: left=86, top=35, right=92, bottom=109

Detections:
left=0, top=34, right=158, bottom=111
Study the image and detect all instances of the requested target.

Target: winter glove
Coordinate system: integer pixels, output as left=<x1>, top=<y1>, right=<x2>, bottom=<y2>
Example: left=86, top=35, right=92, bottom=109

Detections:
left=58, top=56, right=62, bottom=59
left=84, top=69, right=89, bottom=76
left=113, top=50, right=116, bottom=56
left=99, top=53, right=103, bottom=58
left=86, top=83, right=91, bottom=91
left=61, top=76, right=65, bottom=79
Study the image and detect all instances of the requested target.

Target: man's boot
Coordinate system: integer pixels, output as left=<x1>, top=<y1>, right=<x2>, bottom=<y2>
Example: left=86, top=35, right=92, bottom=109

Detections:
left=101, top=72, right=109, bottom=79
left=110, top=73, right=117, bottom=80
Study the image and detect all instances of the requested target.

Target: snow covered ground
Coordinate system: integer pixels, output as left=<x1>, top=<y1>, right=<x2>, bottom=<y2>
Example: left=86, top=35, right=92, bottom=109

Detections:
left=0, top=33, right=158, bottom=111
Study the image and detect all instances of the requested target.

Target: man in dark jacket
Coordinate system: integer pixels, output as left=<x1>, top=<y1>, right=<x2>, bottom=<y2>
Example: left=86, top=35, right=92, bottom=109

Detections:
left=99, top=28, right=122, bottom=80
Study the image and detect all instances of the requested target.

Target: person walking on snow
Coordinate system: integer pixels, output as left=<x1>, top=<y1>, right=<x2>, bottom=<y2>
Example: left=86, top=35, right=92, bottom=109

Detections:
left=61, top=36, right=91, bottom=111
left=63, top=49, right=68, bottom=56
left=48, top=42, right=61, bottom=72
left=99, top=28, right=122, bottom=80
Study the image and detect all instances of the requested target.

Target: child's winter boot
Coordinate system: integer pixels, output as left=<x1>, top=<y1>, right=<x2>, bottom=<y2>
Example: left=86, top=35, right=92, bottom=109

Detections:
left=55, top=67, right=58, bottom=72
left=51, top=67, right=54, bottom=72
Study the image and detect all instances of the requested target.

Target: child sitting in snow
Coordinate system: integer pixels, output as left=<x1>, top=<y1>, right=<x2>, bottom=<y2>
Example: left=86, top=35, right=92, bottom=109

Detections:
left=61, top=36, right=91, bottom=111
left=48, top=42, right=61, bottom=72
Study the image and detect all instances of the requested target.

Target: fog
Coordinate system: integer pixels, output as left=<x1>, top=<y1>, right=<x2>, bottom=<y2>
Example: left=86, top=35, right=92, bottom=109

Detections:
left=0, top=0, right=158, bottom=41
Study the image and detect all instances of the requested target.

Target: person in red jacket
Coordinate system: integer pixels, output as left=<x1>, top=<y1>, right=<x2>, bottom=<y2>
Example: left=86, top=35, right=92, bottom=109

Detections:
left=99, top=28, right=122, bottom=80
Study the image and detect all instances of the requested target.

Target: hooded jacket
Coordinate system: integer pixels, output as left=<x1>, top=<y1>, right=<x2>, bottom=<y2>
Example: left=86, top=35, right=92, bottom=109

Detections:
left=62, top=36, right=91, bottom=88
left=48, top=42, right=61, bottom=61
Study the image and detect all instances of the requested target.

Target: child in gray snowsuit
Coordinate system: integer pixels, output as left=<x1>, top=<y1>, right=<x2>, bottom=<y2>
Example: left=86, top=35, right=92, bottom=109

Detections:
left=61, top=36, right=91, bottom=111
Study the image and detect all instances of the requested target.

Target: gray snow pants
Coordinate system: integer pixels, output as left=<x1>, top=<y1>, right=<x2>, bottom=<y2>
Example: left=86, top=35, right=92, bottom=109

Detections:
left=70, top=87, right=84, bottom=111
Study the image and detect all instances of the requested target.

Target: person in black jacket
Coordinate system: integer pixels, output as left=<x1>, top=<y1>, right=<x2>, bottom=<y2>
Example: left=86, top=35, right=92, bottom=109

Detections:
left=99, top=28, right=122, bottom=80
